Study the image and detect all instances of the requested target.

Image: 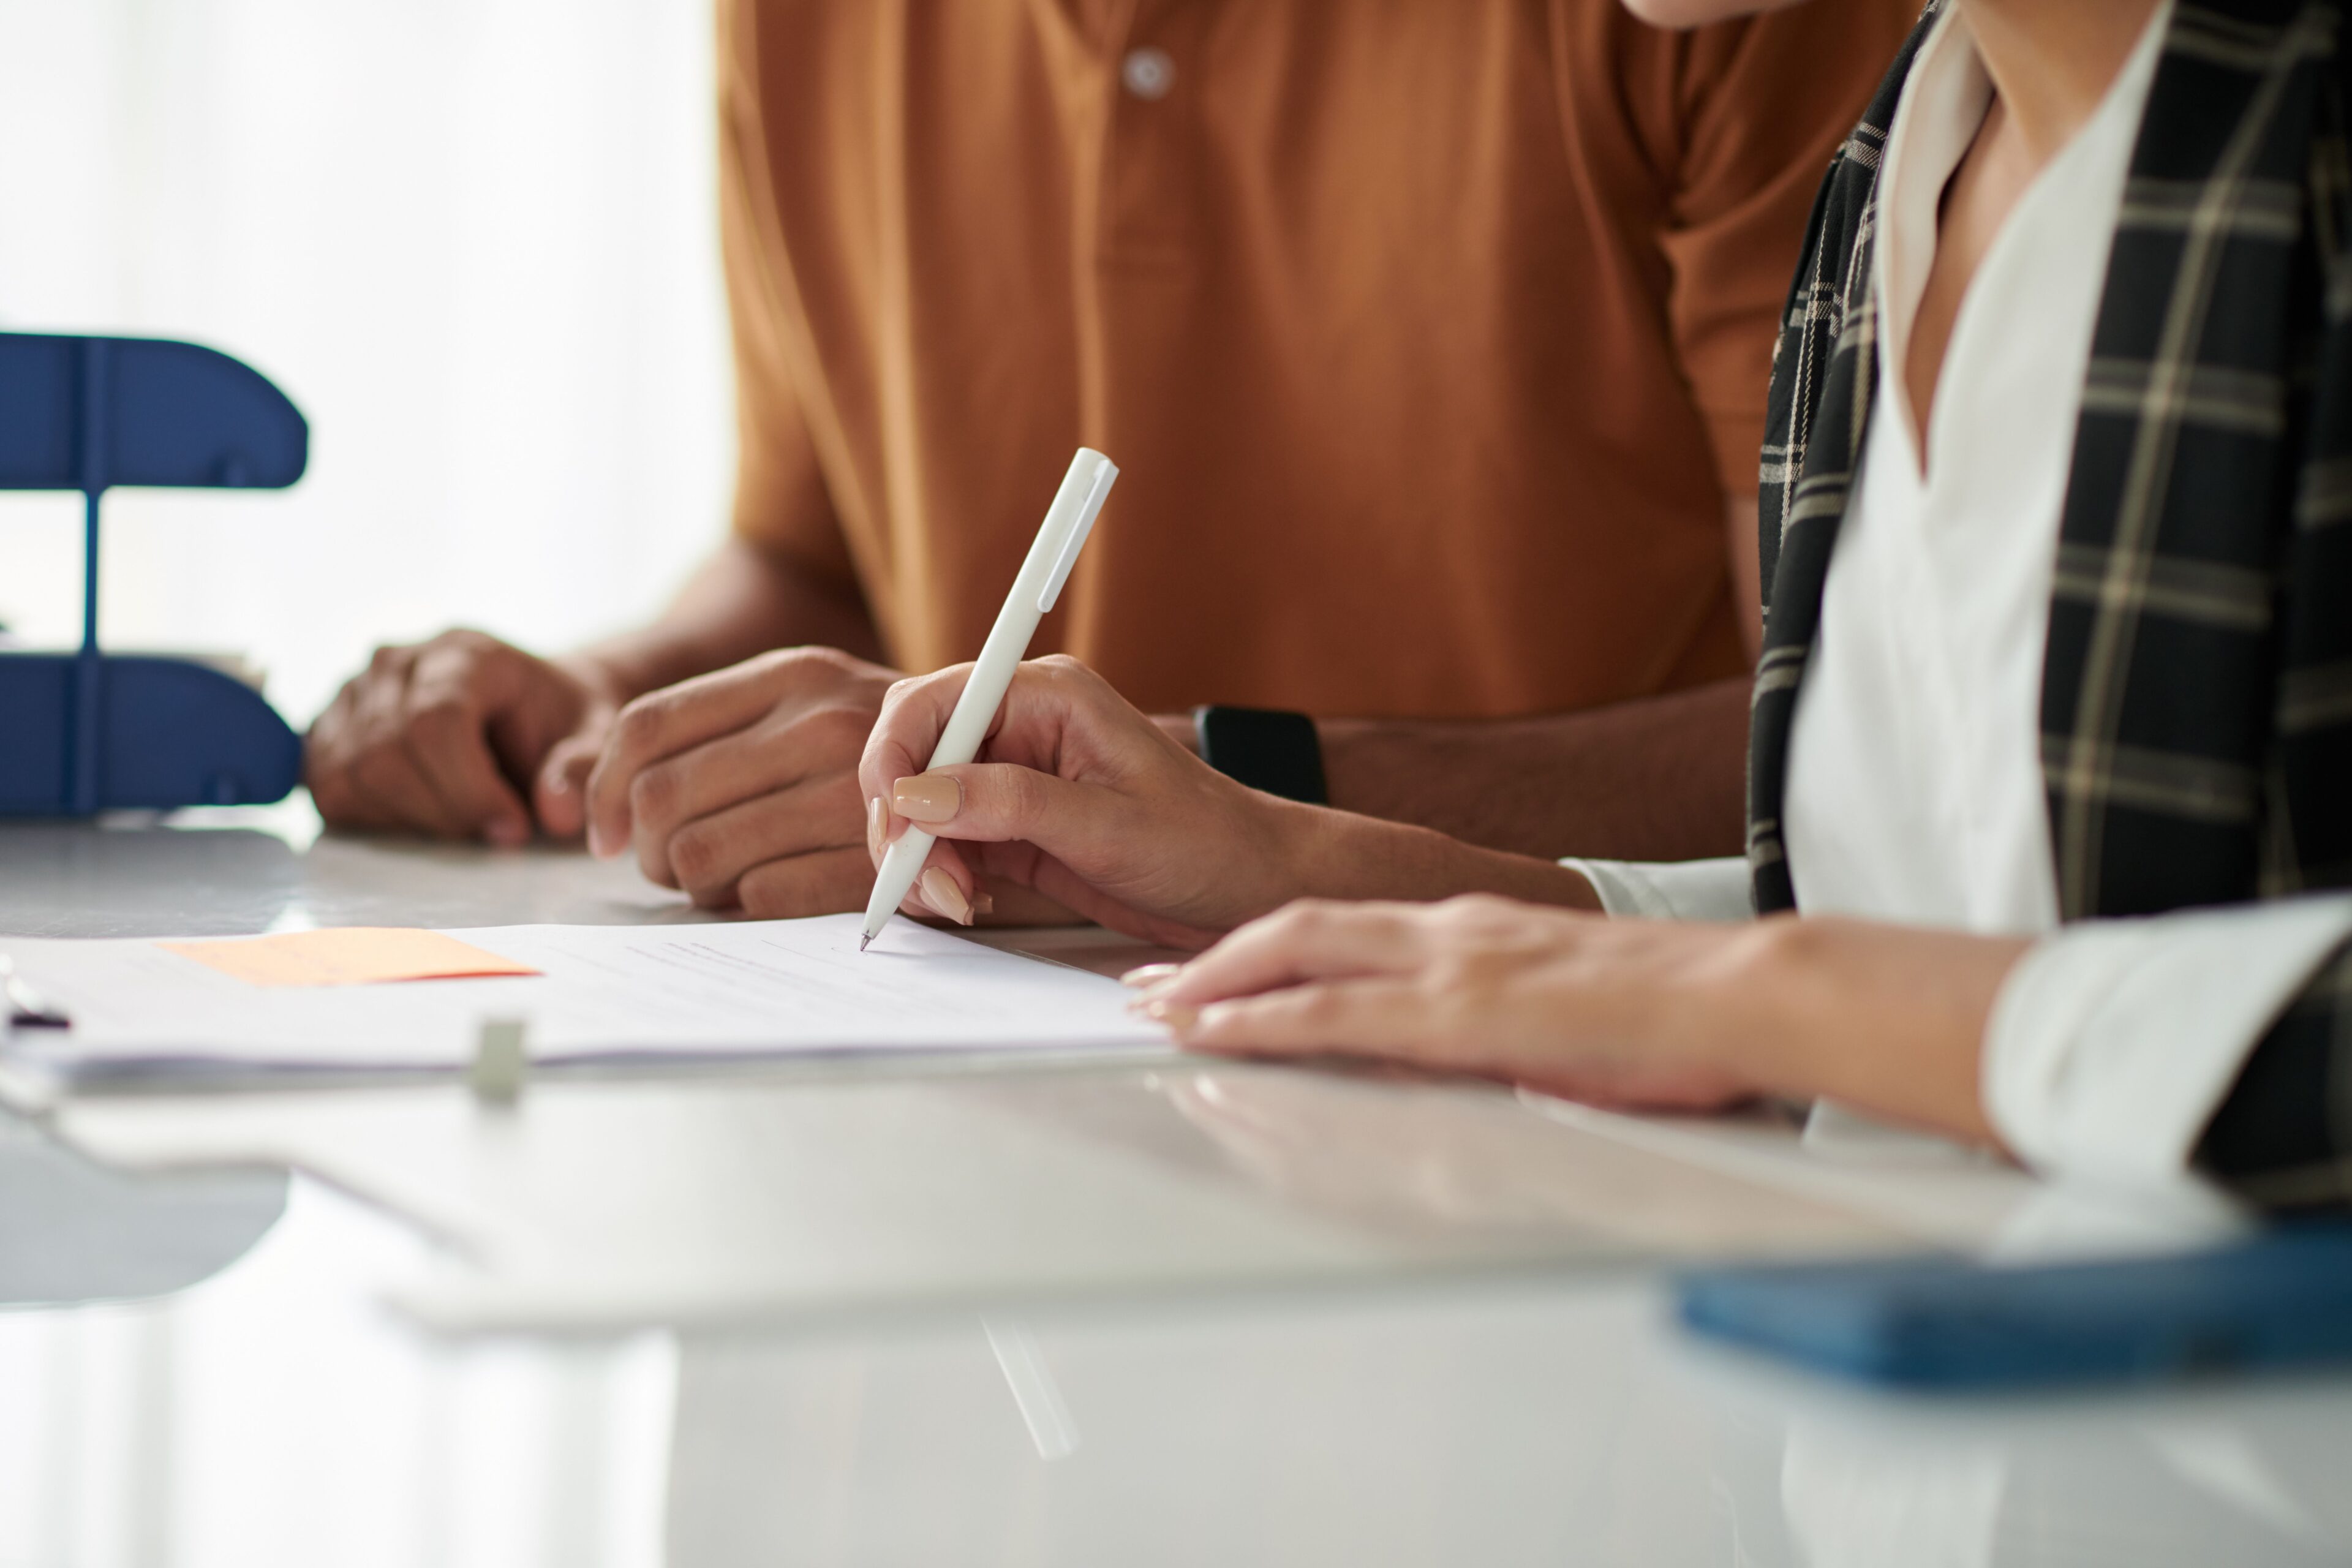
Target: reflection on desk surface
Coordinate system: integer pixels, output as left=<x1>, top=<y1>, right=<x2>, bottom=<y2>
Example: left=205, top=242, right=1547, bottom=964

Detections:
left=55, top=1061, right=1925, bottom=1336
left=664, top=1280, right=2352, bottom=1568
left=992, top=1064, right=1906, bottom=1252
left=0, top=822, right=301, bottom=938
left=0, top=1109, right=284, bottom=1306
left=0, top=799, right=711, bottom=941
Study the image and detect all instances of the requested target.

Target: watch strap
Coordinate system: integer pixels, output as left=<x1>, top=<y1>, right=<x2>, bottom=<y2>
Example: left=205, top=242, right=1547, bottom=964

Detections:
left=1191, top=705, right=1328, bottom=805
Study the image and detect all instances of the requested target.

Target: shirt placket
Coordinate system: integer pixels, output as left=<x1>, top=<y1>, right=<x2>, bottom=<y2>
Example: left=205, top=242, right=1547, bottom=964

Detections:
left=1095, top=0, right=1202, bottom=269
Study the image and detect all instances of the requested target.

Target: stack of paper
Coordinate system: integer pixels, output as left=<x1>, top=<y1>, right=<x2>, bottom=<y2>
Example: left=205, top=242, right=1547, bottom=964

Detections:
left=1, top=915, right=1167, bottom=1083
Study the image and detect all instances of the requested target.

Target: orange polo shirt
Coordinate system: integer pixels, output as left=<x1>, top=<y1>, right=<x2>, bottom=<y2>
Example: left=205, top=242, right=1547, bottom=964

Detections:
left=718, top=0, right=1909, bottom=718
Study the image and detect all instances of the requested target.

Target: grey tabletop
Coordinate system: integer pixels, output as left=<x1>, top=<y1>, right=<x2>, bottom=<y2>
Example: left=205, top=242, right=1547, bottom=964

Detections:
left=0, top=805, right=2346, bottom=1568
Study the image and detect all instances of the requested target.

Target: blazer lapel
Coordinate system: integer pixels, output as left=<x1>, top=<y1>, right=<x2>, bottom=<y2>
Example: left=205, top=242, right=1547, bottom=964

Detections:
left=1746, top=14, right=1927, bottom=914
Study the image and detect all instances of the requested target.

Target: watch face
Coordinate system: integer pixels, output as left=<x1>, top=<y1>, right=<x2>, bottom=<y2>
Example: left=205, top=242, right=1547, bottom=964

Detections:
left=1198, top=707, right=1327, bottom=805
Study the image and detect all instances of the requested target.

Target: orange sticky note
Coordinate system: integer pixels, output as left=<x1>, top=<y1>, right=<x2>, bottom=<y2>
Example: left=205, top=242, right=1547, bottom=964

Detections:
left=158, top=928, right=540, bottom=989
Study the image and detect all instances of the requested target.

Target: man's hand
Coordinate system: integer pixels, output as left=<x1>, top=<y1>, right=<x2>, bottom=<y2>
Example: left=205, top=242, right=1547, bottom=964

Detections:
left=584, top=646, right=900, bottom=917
left=306, top=630, right=620, bottom=843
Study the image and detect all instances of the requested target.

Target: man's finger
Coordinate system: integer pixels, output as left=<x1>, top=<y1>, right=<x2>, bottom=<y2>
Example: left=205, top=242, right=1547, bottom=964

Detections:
left=534, top=730, right=602, bottom=839
left=735, top=845, right=881, bottom=921
left=347, top=744, right=452, bottom=836
left=586, top=671, right=789, bottom=856
left=343, top=654, right=459, bottom=835
left=402, top=677, right=531, bottom=845
left=665, top=769, right=864, bottom=903
left=625, top=711, right=868, bottom=886
left=304, top=684, right=365, bottom=823
left=415, top=635, right=570, bottom=837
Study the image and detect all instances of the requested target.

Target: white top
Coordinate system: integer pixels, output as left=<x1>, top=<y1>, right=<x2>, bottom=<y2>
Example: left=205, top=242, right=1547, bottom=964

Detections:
left=1572, top=1, right=2352, bottom=1186
left=1779, top=0, right=2094, bottom=936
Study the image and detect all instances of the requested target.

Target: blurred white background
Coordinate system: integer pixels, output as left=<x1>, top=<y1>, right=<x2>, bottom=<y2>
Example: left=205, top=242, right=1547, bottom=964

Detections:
left=0, top=0, right=733, bottom=728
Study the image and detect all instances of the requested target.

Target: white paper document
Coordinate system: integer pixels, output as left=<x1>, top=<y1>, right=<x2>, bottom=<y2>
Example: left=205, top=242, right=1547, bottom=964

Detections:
left=1, top=916, right=1167, bottom=1082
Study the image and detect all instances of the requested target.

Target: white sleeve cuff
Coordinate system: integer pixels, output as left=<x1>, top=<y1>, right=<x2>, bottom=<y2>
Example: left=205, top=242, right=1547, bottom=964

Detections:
left=1561, top=857, right=1752, bottom=922
left=1983, top=894, right=2352, bottom=1185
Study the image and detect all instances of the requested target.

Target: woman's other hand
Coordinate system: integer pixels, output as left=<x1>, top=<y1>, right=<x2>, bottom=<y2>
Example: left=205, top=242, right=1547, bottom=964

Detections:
left=1132, top=897, right=2030, bottom=1140
left=1134, top=895, right=1755, bottom=1107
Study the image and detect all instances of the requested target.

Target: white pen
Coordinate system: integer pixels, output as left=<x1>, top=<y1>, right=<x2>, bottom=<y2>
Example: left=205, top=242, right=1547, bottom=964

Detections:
left=861, top=447, right=1118, bottom=951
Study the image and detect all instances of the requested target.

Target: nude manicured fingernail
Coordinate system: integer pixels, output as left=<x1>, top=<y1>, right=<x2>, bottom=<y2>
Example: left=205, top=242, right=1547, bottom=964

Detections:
left=1144, top=998, right=1200, bottom=1032
left=1120, top=962, right=1183, bottom=989
left=972, top=891, right=995, bottom=917
left=919, top=867, right=972, bottom=925
left=866, top=796, right=888, bottom=861
left=892, top=772, right=962, bottom=824
left=587, top=823, right=611, bottom=858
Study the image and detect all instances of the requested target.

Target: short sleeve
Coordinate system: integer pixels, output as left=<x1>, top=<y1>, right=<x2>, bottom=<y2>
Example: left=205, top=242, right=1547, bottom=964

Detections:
left=717, top=0, right=858, bottom=593
left=1660, top=0, right=1915, bottom=502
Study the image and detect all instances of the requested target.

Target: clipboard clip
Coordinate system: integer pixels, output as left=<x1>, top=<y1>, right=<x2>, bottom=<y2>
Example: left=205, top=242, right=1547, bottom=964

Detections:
left=0, top=956, right=71, bottom=1030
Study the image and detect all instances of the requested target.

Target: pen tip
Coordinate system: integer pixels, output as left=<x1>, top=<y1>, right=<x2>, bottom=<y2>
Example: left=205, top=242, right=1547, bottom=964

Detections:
left=859, top=933, right=872, bottom=952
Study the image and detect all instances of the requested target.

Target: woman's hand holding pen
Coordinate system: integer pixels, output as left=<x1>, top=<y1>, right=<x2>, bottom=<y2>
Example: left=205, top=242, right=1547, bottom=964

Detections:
left=861, top=656, right=1297, bottom=947
left=859, top=655, right=1600, bottom=949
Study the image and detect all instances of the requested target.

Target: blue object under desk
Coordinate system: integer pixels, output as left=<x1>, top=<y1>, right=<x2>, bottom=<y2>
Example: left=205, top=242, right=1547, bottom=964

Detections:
left=1677, top=1222, right=2352, bottom=1390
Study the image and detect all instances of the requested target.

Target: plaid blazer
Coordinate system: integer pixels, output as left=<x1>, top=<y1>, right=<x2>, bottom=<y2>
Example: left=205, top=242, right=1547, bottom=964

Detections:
left=1751, top=0, right=2352, bottom=1207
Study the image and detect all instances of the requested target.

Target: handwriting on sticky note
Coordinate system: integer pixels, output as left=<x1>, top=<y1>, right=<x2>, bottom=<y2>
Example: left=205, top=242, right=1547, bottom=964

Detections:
left=158, top=928, right=540, bottom=989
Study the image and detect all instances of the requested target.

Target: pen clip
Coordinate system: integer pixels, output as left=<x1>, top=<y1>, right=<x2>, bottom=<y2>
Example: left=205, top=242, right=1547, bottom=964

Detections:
left=1036, top=459, right=1118, bottom=614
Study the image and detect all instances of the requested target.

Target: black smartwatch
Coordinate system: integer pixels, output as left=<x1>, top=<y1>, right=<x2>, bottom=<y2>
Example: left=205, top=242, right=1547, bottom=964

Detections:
left=1192, top=705, right=1328, bottom=804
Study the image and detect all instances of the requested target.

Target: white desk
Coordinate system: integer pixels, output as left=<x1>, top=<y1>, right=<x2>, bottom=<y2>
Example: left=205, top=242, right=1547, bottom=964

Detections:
left=1, top=807, right=2346, bottom=1567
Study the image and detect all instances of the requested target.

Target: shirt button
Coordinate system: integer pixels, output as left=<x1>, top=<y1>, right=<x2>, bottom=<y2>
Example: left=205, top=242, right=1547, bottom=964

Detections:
left=1121, top=47, right=1175, bottom=100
